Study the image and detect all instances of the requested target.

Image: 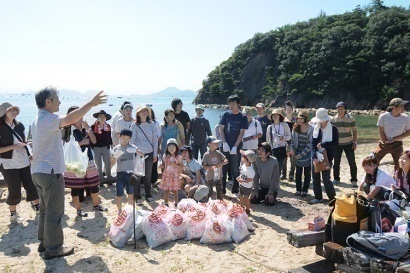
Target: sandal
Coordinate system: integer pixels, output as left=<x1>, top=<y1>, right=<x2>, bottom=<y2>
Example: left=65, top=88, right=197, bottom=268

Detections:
left=77, top=208, right=88, bottom=217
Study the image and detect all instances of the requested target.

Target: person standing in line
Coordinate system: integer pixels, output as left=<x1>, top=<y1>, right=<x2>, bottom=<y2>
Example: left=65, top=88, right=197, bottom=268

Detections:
left=0, top=102, right=40, bottom=221
left=241, top=107, right=263, bottom=152
left=310, top=108, right=338, bottom=204
left=289, top=110, right=313, bottom=197
left=172, top=98, right=190, bottom=145
left=114, top=103, right=134, bottom=136
left=91, top=110, right=113, bottom=182
left=282, top=101, right=296, bottom=181
left=219, top=95, right=248, bottom=194
left=111, top=101, right=132, bottom=147
left=266, top=109, right=291, bottom=178
left=62, top=106, right=107, bottom=217
left=188, top=104, right=212, bottom=160
left=374, top=98, right=410, bottom=171
left=160, top=109, right=185, bottom=153
left=237, top=149, right=256, bottom=214
left=255, top=103, right=271, bottom=144
left=150, top=109, right=162, bottom=187
left=330, top=102, right=358, bottom=187
left=31, top=86, right=106, bottom=259
left=129, top=105, right=158, bottom=204
left=250, top=142, right=280, bottom=206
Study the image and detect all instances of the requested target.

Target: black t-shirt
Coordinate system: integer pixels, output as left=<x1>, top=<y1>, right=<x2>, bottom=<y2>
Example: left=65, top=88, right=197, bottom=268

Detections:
left=72, top=128, right=94, bottom=160
left=255, top=115, right=271, bottom=144
left=175, top=110, right=190, bottom=131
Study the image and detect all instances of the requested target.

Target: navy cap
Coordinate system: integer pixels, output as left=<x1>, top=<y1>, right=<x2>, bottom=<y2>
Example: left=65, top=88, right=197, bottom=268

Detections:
left=335, top=102, right=347, bottom=109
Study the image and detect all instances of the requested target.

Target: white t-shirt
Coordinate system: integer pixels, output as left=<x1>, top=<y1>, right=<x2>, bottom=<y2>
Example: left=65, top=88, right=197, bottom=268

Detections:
left=361, top=169, right=397, bottom=189
left=242, top=119, right=263, bottom=150
left=115, top=118, right=134, bottom=133
left=377, top=112, right=410, bottom=139
left=239, top=164, right=255, bottom=188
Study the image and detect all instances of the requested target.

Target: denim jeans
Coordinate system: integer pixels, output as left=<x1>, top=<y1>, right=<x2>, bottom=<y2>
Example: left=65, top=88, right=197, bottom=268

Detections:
left=32, top=172, right=65, bottom=252
left=222, top=151, right=241, bottom=193
left=134, top=152, right=153, bottom=199
left=192, top=143, right=208, bottom=160
left=333, top=143, right=357, bottom=182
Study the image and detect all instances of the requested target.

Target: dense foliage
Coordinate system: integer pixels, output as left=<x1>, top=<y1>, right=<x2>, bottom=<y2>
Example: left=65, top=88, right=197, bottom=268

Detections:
left=194, top=3, right=410, bottom=109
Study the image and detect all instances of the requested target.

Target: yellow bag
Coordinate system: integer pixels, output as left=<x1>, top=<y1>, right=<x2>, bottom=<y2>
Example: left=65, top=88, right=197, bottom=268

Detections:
left=333, top=194, right=357, bottom=223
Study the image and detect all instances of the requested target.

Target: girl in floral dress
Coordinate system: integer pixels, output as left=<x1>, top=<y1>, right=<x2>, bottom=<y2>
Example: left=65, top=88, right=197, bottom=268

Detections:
left=159, top=138, right=184, bottom=206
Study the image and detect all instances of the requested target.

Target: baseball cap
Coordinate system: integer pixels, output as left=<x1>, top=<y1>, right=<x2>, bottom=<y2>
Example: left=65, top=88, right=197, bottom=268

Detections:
left=389, top=98, right=409, bottom=107
left=180, top=145, right=192, bottom=152
left=240, top=149, right=256, bottom=163
left=335, top=102, right=347, bottom=108
left=242, top=107, right=252, bottom=115
left=255, top=103, right=265, bottom=108
left=193, top=185, right=209, bottom=202
left=206, top=136, right=221, bottom=144
left=119, top=129, right=132, bottom=137
left=195, top=104, right=205, bottom=110
left=258, top=142, right=272, bottom=154
left=166, top=138, right=178, bottom=146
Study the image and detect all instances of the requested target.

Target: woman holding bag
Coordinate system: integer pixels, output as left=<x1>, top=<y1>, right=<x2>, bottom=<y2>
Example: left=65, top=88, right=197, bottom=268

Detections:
left=62, top=106, right=107, bottom=217
left=0, top=102, right=39, bottom=221
left=310, top=108, right=338, bottom=204
left=266, top=109, right=291, bottom=177
left=130, top=105, right=158, bottom=204
left=289, top=110, right=314, bottom=197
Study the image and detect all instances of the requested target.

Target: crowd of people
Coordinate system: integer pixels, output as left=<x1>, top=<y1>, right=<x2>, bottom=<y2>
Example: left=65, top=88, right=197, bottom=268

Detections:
left=0, top=86, right=409, bottom=259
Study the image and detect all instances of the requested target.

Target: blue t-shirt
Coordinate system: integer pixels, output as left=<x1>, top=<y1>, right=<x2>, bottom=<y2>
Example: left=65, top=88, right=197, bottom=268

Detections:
left=255, top=115, right=271, bottom=143
left=219, top=111, right=248, bottom=152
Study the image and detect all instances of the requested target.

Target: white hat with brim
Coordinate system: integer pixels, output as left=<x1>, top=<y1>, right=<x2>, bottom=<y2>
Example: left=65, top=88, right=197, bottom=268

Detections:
left=0, top=102, right=20, bottom=117
left=311, top=108, right=331, bottom=123
left=166, top=138, right=178, bottom=146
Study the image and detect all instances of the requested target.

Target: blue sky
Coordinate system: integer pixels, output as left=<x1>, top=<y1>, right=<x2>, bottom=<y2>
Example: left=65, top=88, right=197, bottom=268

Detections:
left=0, top=0, right=408, bottom=95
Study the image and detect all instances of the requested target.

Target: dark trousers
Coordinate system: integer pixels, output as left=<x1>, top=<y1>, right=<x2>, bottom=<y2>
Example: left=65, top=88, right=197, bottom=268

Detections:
left=312, top=169, right=335, bottom=201
left=192, top=143, right=207, bottom=160
left=1, top=165, right=39, bottom=206
left=133, top=152, right=153, bottom=199
left=333, top=143, right=357, bottom=182
left=282, top=155, right=295, bottom=178
left=222, top=151, right=241, bottom=193
left=250, top=187, right=277, bottom=206
left=374, top=141, right=403, bottom=171
left=295, top=165, right=311, bottom=192
left=151, top=160, right=158, bottom=184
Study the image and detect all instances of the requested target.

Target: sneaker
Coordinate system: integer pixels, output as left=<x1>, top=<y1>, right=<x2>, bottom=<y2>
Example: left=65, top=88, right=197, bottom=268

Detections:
left=309, top=198, right=323, bottom=204
left=10, top=212, right=22, bottom=222
left=44, top=246, right=74, bottom=260
left=93, top=205, right=108, bottom=212
left=77, top=209, right=88, bottom=217
left=332, top=180, right=340, bottom=185
left=31, top=202, right=40, bottom=212
left=38, top=242, right=46, bottom=253
left=300, top=192, right=307, bottom=197
left=294, top=191, right=301, bottom=196
left=351, top=181, right=358, bottom=188
left=280, top=175, right=286, bottom=180
left=136, top=199, right=143, bottom=205
left=146, top=197, right=154, bottom=203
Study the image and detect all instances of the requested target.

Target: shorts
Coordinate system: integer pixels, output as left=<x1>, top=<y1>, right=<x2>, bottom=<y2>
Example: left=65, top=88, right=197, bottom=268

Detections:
left=239, top=185, right=252, bottom=197
left=116, top=172, right=134, bottom=196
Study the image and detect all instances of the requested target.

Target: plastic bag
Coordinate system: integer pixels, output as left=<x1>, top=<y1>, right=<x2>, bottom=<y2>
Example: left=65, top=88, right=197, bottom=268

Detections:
left=134, top=154, right=145, bottom=176
left=142, top=212, right=176, bottom=248
left=108, top=205, right=134, bottom=248
left=132, top=209, right=150, bottom=242
left=213, top=167, right=221, bottom=181
left=186, top=210, right=208, bottom=240
left=111, top=163, right=117, bottom=177
left=63, top=136, right=88, bottom=178
left=229, top=218, right=250, bottom=244
left=165, top=210, right=188, bottom=239
left=227, top=204, right=254, bottom=231
left=208, top=199, right=229, bottom=215
left=200, top=216, right=232, bottom=244
left=177, top=198, right=198, bottom=213
left=153, top=203, right=173, bottom=220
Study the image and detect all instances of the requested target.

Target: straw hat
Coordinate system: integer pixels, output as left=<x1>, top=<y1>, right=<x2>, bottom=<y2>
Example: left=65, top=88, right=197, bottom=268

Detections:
left=136, top=104, right=151, bottom=115
left=269, top=108, right=284, bottom=119
left=311, top=108, right=331, bottom=123
left=297, top=110, right=309, bottom=120
left=0, top=102, right=20, bottom=117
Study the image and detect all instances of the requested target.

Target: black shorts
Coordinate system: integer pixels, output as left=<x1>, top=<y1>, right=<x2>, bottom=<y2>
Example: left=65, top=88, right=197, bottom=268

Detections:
left=239, top=185, right=252, bottom=197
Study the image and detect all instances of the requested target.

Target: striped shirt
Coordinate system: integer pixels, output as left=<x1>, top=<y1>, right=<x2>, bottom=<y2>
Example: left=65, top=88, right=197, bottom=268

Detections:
left=331, top=114, right=357, bottom=145
left=31, top=109, right=66, bottom=174
left=130, top=121, right=158, bottom=158
left=377, top=112, right=410, bottom=140
left=295, top=132, right=308, bottom=154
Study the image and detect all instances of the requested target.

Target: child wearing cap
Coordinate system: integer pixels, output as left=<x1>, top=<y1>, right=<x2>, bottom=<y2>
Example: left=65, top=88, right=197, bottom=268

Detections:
left=187, top=104, right=212, bottom=160
left=202, top=136, right=228, bottom=200
left=237, top=150, right=256, bottom=214
left=112, top=129, right=144, bottom=213
left=158, top=138, right=184, bottom=206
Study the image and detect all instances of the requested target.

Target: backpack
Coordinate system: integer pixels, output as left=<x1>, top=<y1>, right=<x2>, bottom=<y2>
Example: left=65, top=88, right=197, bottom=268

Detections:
left=347, top=231, right=410, bottom=260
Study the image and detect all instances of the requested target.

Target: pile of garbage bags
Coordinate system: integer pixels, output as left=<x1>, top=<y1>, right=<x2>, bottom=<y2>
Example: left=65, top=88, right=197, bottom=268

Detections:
left=108, top=198, right=254, bottom=248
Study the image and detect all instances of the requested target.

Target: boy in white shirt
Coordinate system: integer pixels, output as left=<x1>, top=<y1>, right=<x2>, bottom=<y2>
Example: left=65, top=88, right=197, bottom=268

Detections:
left=237, top=149, right=256, bottom=214
left=242, top=107, right=263, bottom=151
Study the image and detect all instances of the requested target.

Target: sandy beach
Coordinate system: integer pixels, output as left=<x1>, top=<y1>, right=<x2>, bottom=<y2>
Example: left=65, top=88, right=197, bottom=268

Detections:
left=0, top=139, right=404, bottom=273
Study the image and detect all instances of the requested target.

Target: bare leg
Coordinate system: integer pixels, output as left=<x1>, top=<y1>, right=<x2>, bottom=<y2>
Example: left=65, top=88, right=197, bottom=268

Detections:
left=173, top=191, right=178, bottom=204
left=164, top=191, right=170, bottom=204
left=127, top=194, right=134, bottom=206
left=91, top=193, right=100, bottom=207
left=116, top=196, right=123, bottom=213
left=72, top=196, right=82, bottom=210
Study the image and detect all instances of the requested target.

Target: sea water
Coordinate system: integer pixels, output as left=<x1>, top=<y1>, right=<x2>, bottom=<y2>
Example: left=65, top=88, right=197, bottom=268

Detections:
left=1, top=93, right=227, bottom=133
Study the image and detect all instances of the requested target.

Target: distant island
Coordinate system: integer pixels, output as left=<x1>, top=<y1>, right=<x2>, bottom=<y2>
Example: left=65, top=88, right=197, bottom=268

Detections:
left=142, top=87, right=196, bottom=98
